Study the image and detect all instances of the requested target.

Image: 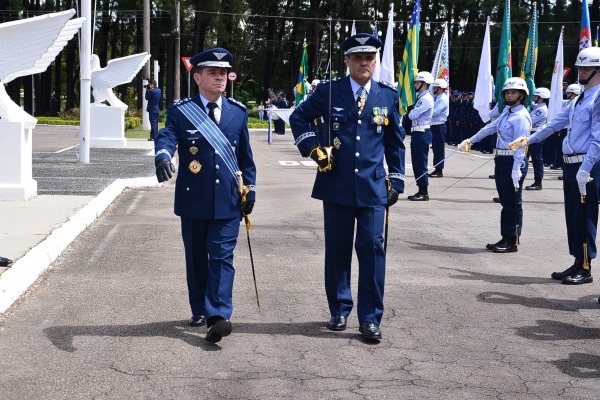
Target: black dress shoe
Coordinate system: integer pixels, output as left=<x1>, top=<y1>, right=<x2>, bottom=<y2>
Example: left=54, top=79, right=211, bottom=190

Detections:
left=428, top=170, right=443, bottom=178
left=486, top=238, right=504, bottom=251
left=489, top=175, right=495, bottom=179
left=408, top=192, right=429, bottom=201
left=493, top=197, right=500, bottom=203
left=327, top=316, right=347, bottom=331
left=0, top=256, right=13, bottom=267
left=205, top=318, right=233, bottom=343
left=189, top=315, right=206, bottom=327
left=359, top=322, right=382, bottom=341
left=558, top=176, right=563, bottom=180
left=551, top=262, right=579, bottom=280
left=525, top=182, right=542, bottom=190
left=562, top=268, right=593, bottom=285
left=550, top=165, right=562, bottom=170
left=491, top=237, right=518, bottom=253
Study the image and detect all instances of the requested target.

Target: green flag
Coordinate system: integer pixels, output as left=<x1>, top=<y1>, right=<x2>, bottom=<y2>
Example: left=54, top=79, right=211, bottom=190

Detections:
left=295, top=40, right=309, bottom=106
left=495, top=0, right=512, bottom=110
left=398, top=0, right=420, bottom=116
left=519, top=4, right=538, bottom=106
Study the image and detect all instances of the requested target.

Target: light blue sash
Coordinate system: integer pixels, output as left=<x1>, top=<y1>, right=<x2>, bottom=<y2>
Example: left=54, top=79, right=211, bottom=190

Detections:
left=178, top=100, right=240, bottom=181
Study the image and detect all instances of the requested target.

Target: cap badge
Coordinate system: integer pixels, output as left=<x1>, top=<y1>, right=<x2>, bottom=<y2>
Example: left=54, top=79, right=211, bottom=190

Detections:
left=213, top=52, right=227, bottom=60
left=355, top=37, right=370, bottom=45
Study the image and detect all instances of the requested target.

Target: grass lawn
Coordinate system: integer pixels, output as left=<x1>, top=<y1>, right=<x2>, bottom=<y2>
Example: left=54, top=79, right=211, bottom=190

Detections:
left=125, top=123, right=165, bottom=139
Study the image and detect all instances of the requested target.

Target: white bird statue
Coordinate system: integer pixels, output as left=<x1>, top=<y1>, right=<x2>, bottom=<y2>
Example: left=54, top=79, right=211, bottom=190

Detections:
left=0, top=9, right=84, bottom=129
left=90, top=52, right=150, bottom=109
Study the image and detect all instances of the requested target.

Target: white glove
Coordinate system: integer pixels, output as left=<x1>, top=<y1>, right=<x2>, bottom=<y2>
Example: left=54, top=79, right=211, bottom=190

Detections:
left=576, top=169, right=592, bottom=196
left=458, top=138, right=471, bottom=152
left=511, top=170, right=522, bottom=189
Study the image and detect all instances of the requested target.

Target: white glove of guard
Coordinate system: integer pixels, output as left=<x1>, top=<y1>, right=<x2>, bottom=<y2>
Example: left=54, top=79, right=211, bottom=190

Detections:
left=576, top=169, right=592, bottom=196
left=511, top=169, right=522, bottom=189
left=458, top=138, right=471, bottom=152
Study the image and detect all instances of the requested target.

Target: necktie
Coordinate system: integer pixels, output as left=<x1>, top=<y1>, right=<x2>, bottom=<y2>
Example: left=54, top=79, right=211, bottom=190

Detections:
left=207, top=102, right=218, bottom=124
left=356, top=87, right=366, bottom=114
left=574, top=92, right=584, bottom=108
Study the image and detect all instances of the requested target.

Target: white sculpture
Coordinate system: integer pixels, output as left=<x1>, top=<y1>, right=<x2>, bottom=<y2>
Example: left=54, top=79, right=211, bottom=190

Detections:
left=90, top=53, right=150, bottom=109
left=0, top=9, right=84, bottom=129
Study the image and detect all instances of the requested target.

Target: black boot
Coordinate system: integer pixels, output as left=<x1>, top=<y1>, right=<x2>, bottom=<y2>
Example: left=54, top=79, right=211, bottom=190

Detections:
left=562, top=263, right=593, bottom=285
left=486, top=238, right=504, bottom=251
left=428, top=169, right=443, bottom=178
left=551, top=259, right=581, bottom=280
left=491, top=236, right=518, bottom=253
left=408, top=186, right=429, bottom=201
left=525, top=178, right=542, bottom=191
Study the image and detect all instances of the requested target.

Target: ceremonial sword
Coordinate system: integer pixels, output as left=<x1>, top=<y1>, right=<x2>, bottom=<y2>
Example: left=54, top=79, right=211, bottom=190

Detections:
left=237, top=172, right=261, bottom=309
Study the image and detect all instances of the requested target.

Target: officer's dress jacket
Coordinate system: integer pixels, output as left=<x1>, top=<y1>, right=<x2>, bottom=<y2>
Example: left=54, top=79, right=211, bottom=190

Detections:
left=155, top=96, right=256, bottom=219
left=289, top=77, right=406, bottom=207
left=145, top=87, right=162, bottom=114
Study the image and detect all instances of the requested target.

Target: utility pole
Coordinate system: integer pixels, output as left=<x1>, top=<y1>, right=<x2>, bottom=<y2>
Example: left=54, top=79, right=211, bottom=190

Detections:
left=142, top=0, right=150, bottom=130
left=174, top=0, right=181, bottom=101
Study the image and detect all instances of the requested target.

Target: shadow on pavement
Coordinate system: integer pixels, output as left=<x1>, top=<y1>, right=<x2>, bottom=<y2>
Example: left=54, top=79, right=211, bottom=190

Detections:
left=478, top=292, right=600, bottom=312
left=441, top=267, right=554, bottom=285
left=550, top=353, right=600, bottom=378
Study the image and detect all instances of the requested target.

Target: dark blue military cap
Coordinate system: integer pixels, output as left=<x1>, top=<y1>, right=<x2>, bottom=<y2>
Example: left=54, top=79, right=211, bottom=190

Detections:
left=340, top=33, right=382, bottom=55
left=189, top=47, right=233, bottom=69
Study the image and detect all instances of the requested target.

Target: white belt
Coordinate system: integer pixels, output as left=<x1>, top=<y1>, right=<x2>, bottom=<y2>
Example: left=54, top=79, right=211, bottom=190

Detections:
left=431, top=121, right=445, bottom=126
left=563, top=154, right=586, bottom=164
left=411, top=124, right=431, bottom=132
left=495, top=149, right=515, bottom=156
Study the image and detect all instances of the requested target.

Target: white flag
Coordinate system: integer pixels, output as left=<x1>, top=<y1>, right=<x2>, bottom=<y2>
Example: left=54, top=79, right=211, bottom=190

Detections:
left=379, top=4, right=395, bottom=85
left=548, top=27, right=564, bottom=121
left=431, top=21, right=449, bottom=88
left=473, top=17, right=494, bottom=123
left=373, top=49, right=381, bottom=81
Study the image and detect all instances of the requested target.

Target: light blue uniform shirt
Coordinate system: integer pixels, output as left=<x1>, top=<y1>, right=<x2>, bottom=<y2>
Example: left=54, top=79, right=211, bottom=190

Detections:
left=529, top=84, right=600, bottom=173
left=408, top=90, right=434, bottom=128
left=529, top=103, right=547, bottom=131
left=431, top=92, right=449, bottom=124
left=470, top=104, right=532, bottom=171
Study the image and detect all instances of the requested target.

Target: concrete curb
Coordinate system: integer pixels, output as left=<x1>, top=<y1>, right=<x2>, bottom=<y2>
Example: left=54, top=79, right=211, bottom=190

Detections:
left=0, top=176, right=159, bottom=314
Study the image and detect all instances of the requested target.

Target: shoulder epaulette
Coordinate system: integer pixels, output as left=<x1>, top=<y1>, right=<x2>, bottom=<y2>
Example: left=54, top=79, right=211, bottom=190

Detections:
left=170, top=97, right=192, bottom=109
left=227, top=97, right=247, bottom=110
left=379, top=80, right=398, bottom=92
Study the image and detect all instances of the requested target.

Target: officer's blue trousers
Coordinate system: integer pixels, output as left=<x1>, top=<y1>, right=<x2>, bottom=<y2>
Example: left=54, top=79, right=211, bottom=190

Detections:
left=181, top=217, right=239, bottom=320
left=430, top=124, right=447, bottom=170
left=411, top=129, right=432, bottom=187
left=563, top=162, right=600, bottom=260
left=528, top=142, right=544, bottom=179
left=323, top=202, right=386, bottom=325
left=495, top=155, right=528, bottom=237
left=149, top=111, right=159, bottom=140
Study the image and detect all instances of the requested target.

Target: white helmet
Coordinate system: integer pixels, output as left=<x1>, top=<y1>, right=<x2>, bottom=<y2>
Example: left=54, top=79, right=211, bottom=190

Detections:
left=502, top=77, right=529, bottom=95
left=533, top=87, right=551, bottom=99
left=432, top=78, right=448, bottom=89
left=566, top=84, right=581, bottom=95
left=415, top=71, right=434, bottom=85
left=574, top=47, right=600, bottom=67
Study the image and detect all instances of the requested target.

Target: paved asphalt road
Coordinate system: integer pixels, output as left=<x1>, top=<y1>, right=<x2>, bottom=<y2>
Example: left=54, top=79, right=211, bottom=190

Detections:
left=1, top=128, right=600, bottom=399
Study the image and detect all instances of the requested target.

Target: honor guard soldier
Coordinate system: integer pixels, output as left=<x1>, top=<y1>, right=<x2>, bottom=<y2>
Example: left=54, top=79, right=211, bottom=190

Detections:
left=289, top=33, right=406, bottom=342
left=407, top=71, right=434, bottom=201
left=459, top=77, right=532, bottom=252
left=154, top=47, right=257, bottom=343
left=510, top=47, right=600, bottom=285
left=429, top=78, right=450, bottom=178
left=273, top=89, right=290, bottom=134
left=524, top=87, right=550, bottom=190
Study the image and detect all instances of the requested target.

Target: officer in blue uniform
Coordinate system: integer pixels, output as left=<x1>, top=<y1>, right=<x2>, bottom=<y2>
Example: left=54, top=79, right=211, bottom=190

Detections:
left=145, top=80, right=162, bottom=141
left=154, top=47, right=257, bottom=343
left=459, top=77, right=532, bottom=253
left=407, top=71, right=434, bottom=201
left=510, top=47, right=600, bottom=285
left=289, top=33, right=405, bottom=342
left=273, top=90, right=289, bottom=135
left=429, top=78, right=449, bottom=178
left=524, top=87, right=550, bottom=190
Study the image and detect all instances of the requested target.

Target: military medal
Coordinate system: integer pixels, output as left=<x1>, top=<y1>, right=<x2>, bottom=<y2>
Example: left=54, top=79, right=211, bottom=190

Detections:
left=189, top=160, right=202, bottom=174
left=373, top=107, right=384, bottom=133
left=189, top=146, right=199, bottom=155
left=333, top=137, right=341, bottom=149
left=382, top=107, right=389, bottom=126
